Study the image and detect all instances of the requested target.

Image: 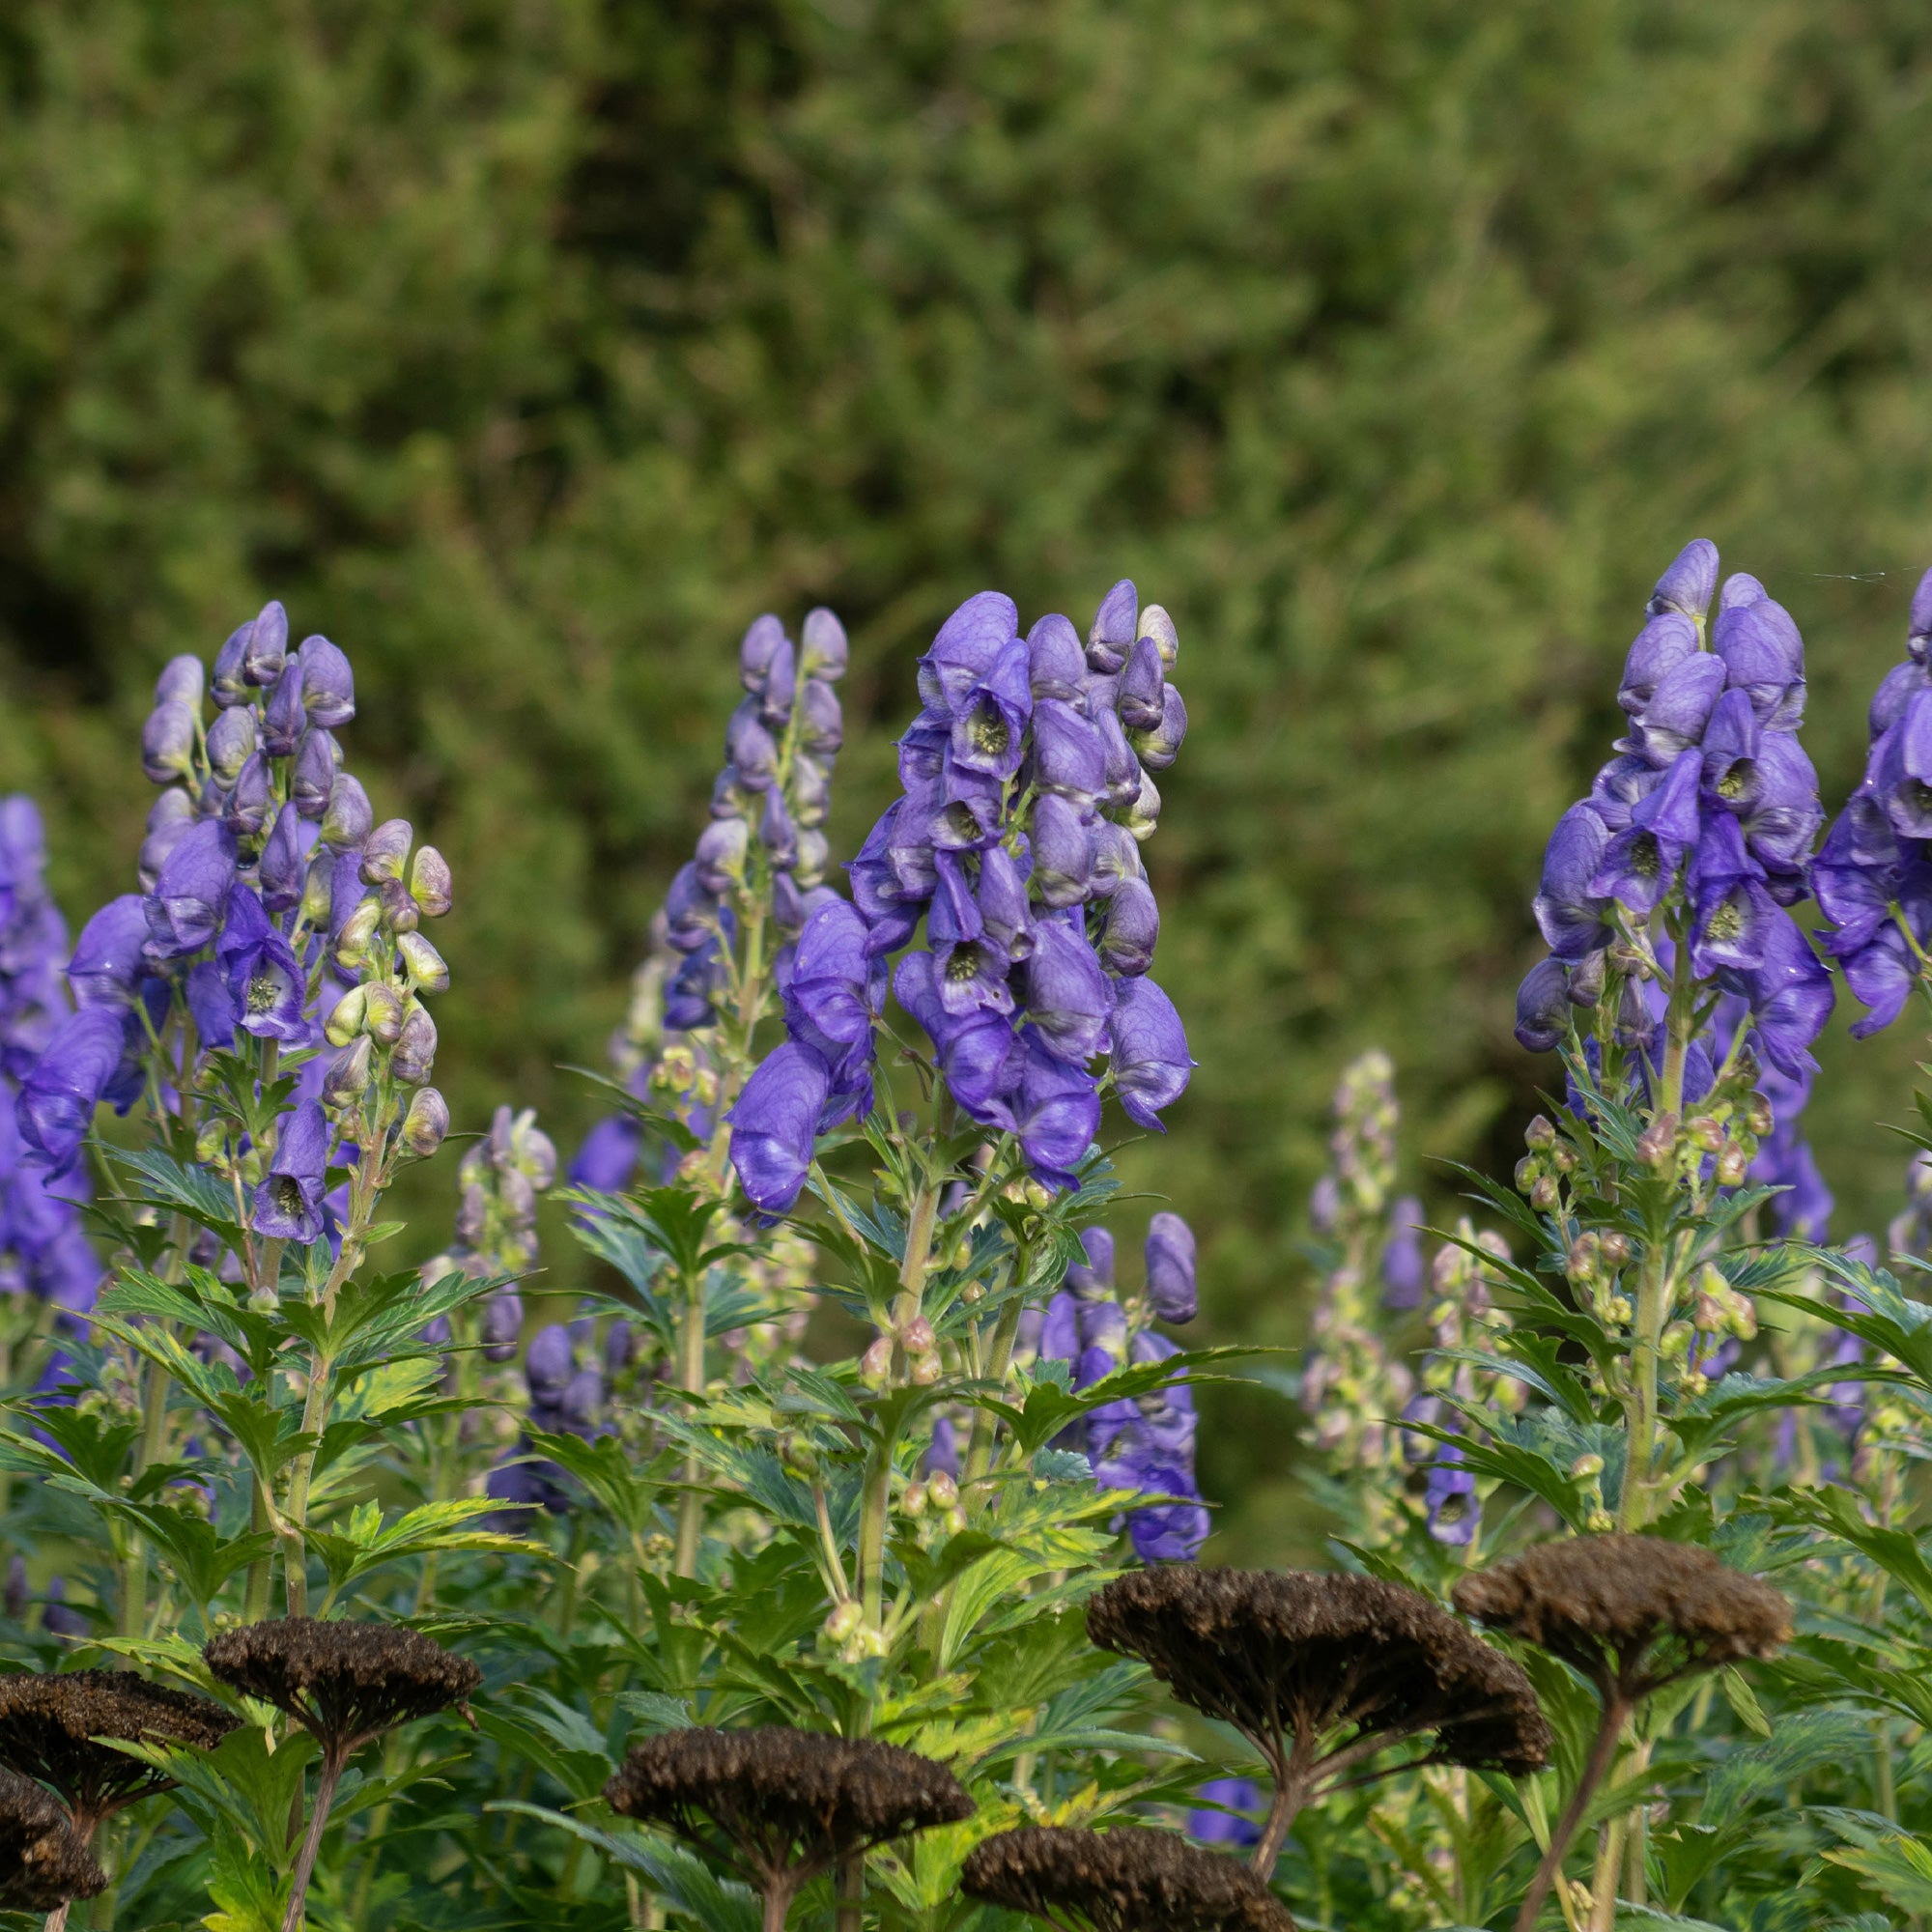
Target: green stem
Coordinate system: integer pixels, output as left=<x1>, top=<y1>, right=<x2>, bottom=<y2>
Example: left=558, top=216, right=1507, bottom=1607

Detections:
left=674, top=1266, right=708, bottom=1577
left=1516, top=1696, right=1631, bottom=1932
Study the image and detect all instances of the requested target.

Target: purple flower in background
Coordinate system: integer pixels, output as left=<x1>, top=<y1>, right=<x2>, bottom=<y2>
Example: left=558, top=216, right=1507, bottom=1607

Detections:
left=1145, top=1212, right=1197, bottom=1323
left=1424, top=1446, right=1479, bottom=1546
left=251, top=1102, right=331, bottom=1243
left=571, top=1115, right=642, bottom=1195
left=15, top=1007, right=128, bottom=1177
left=1189, top=1778, right=1262, bottom=1850
left=1380, top=1195, right=1427, bottom=1310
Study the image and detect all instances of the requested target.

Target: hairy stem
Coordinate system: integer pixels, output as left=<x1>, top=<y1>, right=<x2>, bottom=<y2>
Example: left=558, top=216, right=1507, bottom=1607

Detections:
left=1516, top=1696, right=1630, bottom=1932
left=674, top=1265, right=708, bottom=1577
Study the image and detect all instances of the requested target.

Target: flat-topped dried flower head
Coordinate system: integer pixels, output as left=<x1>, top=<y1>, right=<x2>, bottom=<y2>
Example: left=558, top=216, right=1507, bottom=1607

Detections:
left=604, top=1726, right=972, bottom=1896
left=203, top=1619, right=480, bottom=1757
left=1452, top=1534, right=1791, bottom=1699
left=1086, top=1567, right=1549, bottom=1778
left=0, top=1768, right=105, bottom=1911
left=0, top=1669, right=238, bottom=1830
left=962, top=1825, right=1294, bottom=1932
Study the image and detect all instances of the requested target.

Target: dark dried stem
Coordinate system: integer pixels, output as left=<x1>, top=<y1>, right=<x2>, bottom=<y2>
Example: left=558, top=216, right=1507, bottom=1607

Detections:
left=282, top=1744, right=348, bottom=1932
left=1515, top=1694, right=1631, bottom=1932
left=1252, top=1732, right=1315, bottom=1884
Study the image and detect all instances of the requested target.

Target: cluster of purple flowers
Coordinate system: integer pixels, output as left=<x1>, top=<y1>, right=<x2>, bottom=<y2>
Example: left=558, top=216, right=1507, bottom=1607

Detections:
left=0, top=801, right=97, bottom=1318
left=1516, top=540, right=1833, bottom=1086
left=1816, top=568, right=1932, bottom=1034
left=573, top=609, right=850, bottom=1197
left=732, top=582, right=1194, bottom=1212
left=1022, top=1214, right=1208, bottom=1560
left=423, top=1106, right=558, bottom=1360
left=14, top=603, right=450, bottom=1236
left=485, top=1317, right=635, bottom=1519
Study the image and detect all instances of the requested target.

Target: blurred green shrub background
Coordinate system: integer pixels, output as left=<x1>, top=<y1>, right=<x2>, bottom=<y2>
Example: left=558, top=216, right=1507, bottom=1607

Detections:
left=3, top=0, right=1931, bottom=1551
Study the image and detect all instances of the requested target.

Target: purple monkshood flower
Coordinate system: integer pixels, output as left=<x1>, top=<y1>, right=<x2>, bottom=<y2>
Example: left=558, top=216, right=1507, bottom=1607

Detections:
left=251, top=1102, right=331, bottom=1243
left=1533, top=804, right=1614, bottom=961
left=1067, top=1226, right=1114, bottom=1296
left=67, top=895, right=150, bottom=1011
left=1589, top=747, right=1701, bottom=914
left=1144, top=1212, right=1197, bottom=1322
left=1010, top=1033, right=1100, bottom=1190
left=1190, top=1778, right=1262, bottom=1851
left=917, top=591, right=1022, bottom=723
left=215, top=886, right=308, bottom=1044
left=1688, top=813, right=1780, bottom=978
left=1514, top=955, right=1575, bottom=1054
left=1724, top=912, right=1833, bottom=1079
left=144, top=819, right=239, bottom=960
left=1424, top=1445, right=1479, bottom=1547
left=15, top=1007, right=128, bottom=1177
left=781, top=897, right=880, bottom=1122
left=727, top=1041, right=830, bottom=1214
left=1110, top=1465, right=1209, bottom=1561
left=1108, top=976, right=1193, bottom=1129
left=1648, top=538, right=1720, bottom=621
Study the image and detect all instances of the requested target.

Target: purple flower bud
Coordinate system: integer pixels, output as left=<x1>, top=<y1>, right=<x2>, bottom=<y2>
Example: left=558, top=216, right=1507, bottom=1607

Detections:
left=1514, top=956, right=1571, bottom=1052
left=401, top=1086, right=450, bottom=1156
left=759, top=788, right=798, bottom=870
left=696, top=815, right=751, bottom=895
left=225, top=752, right=272, bottom=838
left=798, top=678, right=844, bottom=756
left=323, top=1034, right=373, bottom=1105
left=1087, top=579, right=1138, bottom=674
left=360, top=819, right=412, bottom=885
left=789, top=753, right=832, bottom=831
left=1872, top=690, right=1932, bottom=839
left=1721, top=572, right=1767, bottom=611
left=257, top=805, right=306, bottom=915
left=292, top=728, right=339, bottom=820
left=242, top=601, right=289, bottom=686
left=141, top=701, right=198, bottom=785
left=1094, top=707, right=1142, bottom=811
left=1125, top=1482, right=1209, bottom=1562
left=186, top=957, right=237, bottom=1050
left=1067, top=1227, right=1115, bottom=1295
left=1119, top=636, right=1165, bottom=731
left=1012, top=1031, right=1099, bottom=1188
left=1078, top=1294, right=1127, bottom=1356
left=1131, top=684, right=1188, bottom=773
left=979, top=844, right=1033, bottom=959
left=261, top=661, right=306, bottom=758
left=154, top=654, right=204, bottom=710
left=1190, top=1778, right=1261, bottom=1851
left=1109, top=976, right=1192, bottom=1129
left=1029, top=794, right=1094, bottom=909
left=392, top=1006, right=438, bottom=1086
left=740, top=614, right=785, bottom=692
left=1145, top=1212, right=1197, bottom=1321
left=725, top=698, right=780, bottom=788
left=483, top=1290, right=525, bottom=1362
left=1647, top=539, right=1719, bottom=620
left=1715, top=598, right=1806, bottom=731
left=1097, top=875, right=1158, bottom=976
left=728, top=1040, right=829, bottom=1212
left=213, top=624, right=252, bottom=706
left=801, top=607, right=848, bottom=681
left=1088, top=822, right=1144, bottom=900
left=1028, top=613, right=1086, bottom=703
left=760, top=635, right=797, bottom=726
left=408, top=845, right=452, bottom=919
left=41, top=1576, right=90, bottom=1639
left=1617, top=611, right=1698, bottom=717
left=664, top=864, right=720, bottom=952
left=1869, top=660, right=1930, bottom=743
left=319, top=773, right=372, bottom=851
left=15, top=1007, right=128, bottom=1174
left=526, top=1323, right=575, bottom=1404
left=299, top=635, right=355, bottom=728
left=144, top=819, right=238, bottom=959
left=68, top=896, right=149, bottom=1009
left=1031, top=700, right=1107, bottom=808
left=1380, top=1197, right=1427, bottom=1309
left=252, top=1102, right=330, bottom=1242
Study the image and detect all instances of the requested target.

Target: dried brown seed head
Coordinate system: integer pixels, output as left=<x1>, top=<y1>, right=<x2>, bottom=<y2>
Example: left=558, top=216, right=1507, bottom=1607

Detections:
left=604, top=1726, right=972, bottom=1894
left=962, top=1825, right=1294, bottom=1932
left=1086, top=1567, right=1549, bottom=1778
left=0, top=1669, right=238, bottom=1828
left=0, top=1767, right=105, bottom=1910
left=1452, top=1534, right=1791, bottom=1700
left=203, top=1618, right=480, bottom=1759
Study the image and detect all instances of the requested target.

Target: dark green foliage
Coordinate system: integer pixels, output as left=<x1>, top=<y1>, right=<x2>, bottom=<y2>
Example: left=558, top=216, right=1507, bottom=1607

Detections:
left=4, top=0, right=1932, bottom=1556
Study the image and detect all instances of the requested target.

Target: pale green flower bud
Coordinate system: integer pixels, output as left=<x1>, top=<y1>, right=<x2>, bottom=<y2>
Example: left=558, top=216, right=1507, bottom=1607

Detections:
left=360, top=818, right=413, bottom=885
left=823, top=1601, right=863, bottom=1644
left=324, top=985, right=369, bottom=1047
left=901, top=1482, right=927, bottom=1519
left=300, top=853, right=335, bottom=925
left=409, top=845, right=453, bottom=918
left=323, top=1035, right=374, bottom=1106
left=334, top=895, right=382, bottom=968
left=361, top=982, right=405, bottom=1046
left=400, top=1086, right=449, bottom=1156
left=397, top=931, right=449, bottom=993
